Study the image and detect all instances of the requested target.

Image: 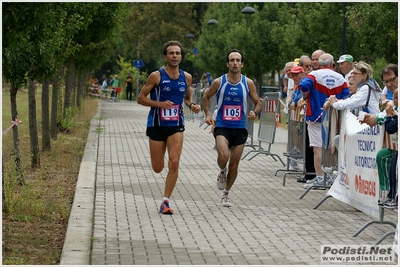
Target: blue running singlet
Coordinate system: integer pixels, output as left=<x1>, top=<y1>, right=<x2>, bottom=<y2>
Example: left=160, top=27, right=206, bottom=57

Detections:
left=146, top=68, right=188, bottom=127
left=215, top=74, right=249, bottom=129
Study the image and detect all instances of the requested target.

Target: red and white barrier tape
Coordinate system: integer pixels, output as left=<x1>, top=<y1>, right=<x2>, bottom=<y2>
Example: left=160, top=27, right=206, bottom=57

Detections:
left=306, top=108, right=323, bottom=125
left=2, top=119, right=23, bottom=136
left=275, top=113, right=280, bottom=127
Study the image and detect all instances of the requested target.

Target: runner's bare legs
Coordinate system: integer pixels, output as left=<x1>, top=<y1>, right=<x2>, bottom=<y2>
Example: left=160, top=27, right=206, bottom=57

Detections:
left=149, top=132, right=184, bottom=198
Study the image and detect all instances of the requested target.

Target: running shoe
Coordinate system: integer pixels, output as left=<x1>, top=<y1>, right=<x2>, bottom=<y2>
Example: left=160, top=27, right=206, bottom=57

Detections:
left=378, top=198, right=392, bottom=207
left=217, top=170, right=227, bottom=190
left=289, top=161, right=302, bottom=171
left=303, top=177, right=329, bottom=190
left=159, top=200, right=174, bottom=215
left=305, top=177, right=317, bottom=184
left=297, top=176, right=307, bottom=183
left=283, top=146, right=303, bottom=159
left=326, top=174, right=336, bottom=186
left=323, top=166, right=338, bottom=174
left=383, top=199, right=397, bottom=209
left=221, top=191, right=231, bottom=207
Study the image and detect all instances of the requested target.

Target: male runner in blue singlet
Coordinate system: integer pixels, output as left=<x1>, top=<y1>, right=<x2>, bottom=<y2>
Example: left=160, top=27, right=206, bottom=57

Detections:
left=202, top=49, right=262, bottom=207
left=137, top=40, right=201, bottom=214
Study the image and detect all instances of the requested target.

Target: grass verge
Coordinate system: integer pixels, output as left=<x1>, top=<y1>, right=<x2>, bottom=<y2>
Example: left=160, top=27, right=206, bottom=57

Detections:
left=2, top=88, right=99, bottom=265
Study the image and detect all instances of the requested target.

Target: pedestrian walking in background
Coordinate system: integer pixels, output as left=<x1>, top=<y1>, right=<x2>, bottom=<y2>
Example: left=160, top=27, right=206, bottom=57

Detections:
left=192, top=73, right=199, bottom=87
left=101, top=76, right=109, bottom=100
left=110, top=74, right=120, bottom=102
left=202, top=48, right=262, bottom=207
left=125, top=72, right=134, bottom=101
left=137, top=40, right=200, bottom=215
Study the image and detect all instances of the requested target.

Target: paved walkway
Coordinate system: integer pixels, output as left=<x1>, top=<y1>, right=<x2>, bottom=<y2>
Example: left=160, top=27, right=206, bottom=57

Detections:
left=60, top=100, right=397, bottom=265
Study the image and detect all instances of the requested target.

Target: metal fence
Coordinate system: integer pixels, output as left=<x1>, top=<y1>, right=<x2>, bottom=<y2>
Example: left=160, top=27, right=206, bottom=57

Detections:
left=241, top=94, right=285, bottom=166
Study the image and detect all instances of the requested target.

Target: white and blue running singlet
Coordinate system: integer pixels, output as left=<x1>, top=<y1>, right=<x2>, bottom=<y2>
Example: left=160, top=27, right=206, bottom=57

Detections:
left=146, top=68, right=188, bottom=127
left=215, top=74, right=249, bottom=129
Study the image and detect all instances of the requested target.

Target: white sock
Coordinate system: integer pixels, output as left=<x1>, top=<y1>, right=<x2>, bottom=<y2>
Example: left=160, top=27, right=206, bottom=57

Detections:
left=220, top=167, right=227, bottom=173
left=222, top=189, right=229, bottom=195
left=162, top=197, right=169, bottom=203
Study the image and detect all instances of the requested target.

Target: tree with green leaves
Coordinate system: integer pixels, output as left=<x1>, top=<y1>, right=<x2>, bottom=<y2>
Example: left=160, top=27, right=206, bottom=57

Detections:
left=3, top=3, right=71, bottom=171
left=195, top=3, right=287, bottom=91
left=195, top=2, right=397, bottom=90
left=65, top=3, right=128, bottom=114
left=346, top=2, right=398, bottom=63
left=124, top=3, right=199, bottom=69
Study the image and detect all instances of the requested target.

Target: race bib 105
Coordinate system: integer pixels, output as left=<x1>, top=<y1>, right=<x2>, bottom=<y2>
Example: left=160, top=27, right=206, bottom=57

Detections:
left=223, top=105, right=242, bottom=121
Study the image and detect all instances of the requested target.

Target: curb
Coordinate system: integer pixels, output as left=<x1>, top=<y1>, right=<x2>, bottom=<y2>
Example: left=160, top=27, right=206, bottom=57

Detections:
left=59, top=102, right=101, bottom=265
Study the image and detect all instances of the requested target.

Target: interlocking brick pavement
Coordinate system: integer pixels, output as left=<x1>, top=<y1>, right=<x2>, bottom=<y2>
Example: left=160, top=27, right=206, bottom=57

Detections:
left=61, top=100, right=398, bottom=265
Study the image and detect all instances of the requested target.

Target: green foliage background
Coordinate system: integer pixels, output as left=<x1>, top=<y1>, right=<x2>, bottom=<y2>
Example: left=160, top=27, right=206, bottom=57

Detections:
left=3, top=2, right=398, bottom=88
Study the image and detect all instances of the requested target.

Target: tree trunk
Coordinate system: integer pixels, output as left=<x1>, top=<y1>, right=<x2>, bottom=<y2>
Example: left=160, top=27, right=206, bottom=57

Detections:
left=84, top=70, right=91, bottom=98
left=68, top=60, right=76, bottom=108
left=28, top=79, right=40, bottom=168
left=2, top=160, right=7, bottom=213
left=64, top=60, right=73, bottom=117
left=10, top=86, right=23, bottom=184
left=41, top=78, right=51, bottom=151
left=71, top=63, right=77, bottom=107
left=76, top=69, right=83, bottom=108
left=77, top=69, right=90, bottom=107
left=51, top=66, right=64, bottom=140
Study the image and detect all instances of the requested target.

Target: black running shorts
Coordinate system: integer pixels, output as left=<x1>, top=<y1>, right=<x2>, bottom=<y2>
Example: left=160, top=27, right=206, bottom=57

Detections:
left=146, top=126, right=185, bottom=141
left=213, top=127, right=248, bottom=148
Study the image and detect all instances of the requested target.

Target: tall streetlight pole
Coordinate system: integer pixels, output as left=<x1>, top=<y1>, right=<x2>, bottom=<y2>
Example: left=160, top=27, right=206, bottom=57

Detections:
left=240, top=7, right=261, bottom=96
left=341, top=3, right=348, bottom=55
left=136, top=40, right=140, bottom=99
left=185, top=33, right=196, bottom=76
left=206, top=19, right=222, bottom=75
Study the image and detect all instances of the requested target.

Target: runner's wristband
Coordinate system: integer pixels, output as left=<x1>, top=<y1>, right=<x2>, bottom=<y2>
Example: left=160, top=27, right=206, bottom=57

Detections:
left=189, top=102, right=195, bottom=109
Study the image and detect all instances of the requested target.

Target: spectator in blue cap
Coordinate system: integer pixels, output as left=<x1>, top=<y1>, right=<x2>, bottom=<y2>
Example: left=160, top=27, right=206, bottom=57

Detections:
left=206, top=72, right=214, bottom=85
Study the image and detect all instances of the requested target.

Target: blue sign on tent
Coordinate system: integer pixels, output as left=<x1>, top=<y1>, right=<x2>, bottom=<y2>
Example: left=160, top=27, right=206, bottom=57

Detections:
left=134, top=59, right=143, bottom=69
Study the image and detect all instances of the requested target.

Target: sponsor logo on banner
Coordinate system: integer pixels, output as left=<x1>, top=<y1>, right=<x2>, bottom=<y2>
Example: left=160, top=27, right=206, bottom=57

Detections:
left=338, top=169, right=349, bottom=189
left=327, top=110, right=383, bottom=218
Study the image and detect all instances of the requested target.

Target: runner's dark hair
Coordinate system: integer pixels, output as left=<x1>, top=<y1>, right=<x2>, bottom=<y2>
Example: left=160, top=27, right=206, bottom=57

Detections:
left=226, top=49, right=244, bottom=63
